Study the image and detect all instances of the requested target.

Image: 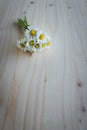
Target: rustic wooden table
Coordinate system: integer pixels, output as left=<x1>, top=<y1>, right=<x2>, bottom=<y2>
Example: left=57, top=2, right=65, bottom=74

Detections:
left=0, top=0, right=87, bottom=130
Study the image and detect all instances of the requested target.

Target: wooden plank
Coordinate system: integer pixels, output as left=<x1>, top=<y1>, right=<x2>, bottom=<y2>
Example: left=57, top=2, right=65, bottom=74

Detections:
left=0, top=0, right=87, bottom=130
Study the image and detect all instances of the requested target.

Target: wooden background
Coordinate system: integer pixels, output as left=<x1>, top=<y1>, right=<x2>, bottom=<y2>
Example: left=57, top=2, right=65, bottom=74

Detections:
left=0, top=0, right=87, bottom=130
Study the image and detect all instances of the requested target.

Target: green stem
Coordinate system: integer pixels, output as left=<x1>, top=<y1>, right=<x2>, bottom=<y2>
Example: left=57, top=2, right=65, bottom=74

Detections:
left=17, top=16, right=29, bottom=30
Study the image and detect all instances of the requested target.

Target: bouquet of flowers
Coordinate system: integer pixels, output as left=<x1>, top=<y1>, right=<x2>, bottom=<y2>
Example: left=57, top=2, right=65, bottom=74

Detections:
left=16, top=16, right=51, bottom=54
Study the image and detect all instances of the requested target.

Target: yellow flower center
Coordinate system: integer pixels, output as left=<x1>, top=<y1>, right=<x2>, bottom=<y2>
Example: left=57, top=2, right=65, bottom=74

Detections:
left=29, top=40, right=34, bottom=46
left=35, top=44, right=40, bottom=48
left=39, top=34, right=45, bottom=40
left=42, top=43, right=46, bottom=48
left=47, top=41, right=51, bottom=46
left=30, top=30, right=36, bottom=36
left=20, top=43, right=25, bottom=48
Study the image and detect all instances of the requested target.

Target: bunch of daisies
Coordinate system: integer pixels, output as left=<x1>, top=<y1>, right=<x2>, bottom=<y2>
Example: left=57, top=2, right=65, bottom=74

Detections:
left=16, top=16, right=51, bottom=54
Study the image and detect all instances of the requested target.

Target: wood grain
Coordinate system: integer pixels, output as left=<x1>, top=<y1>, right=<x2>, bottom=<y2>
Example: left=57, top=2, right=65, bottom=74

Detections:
left=0, top=0, right=87, bottom=130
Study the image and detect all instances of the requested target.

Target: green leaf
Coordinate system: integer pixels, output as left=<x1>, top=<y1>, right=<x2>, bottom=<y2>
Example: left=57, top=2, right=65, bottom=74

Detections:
left=17, top=16, right=29, bottom=30
left=24, top=16, right=27, bottom=22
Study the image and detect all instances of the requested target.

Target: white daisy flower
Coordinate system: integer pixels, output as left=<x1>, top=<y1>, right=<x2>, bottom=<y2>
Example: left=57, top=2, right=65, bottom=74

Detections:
left=36, top=31, right=51, bottom=50
left=46, top=40, right=51, bottom=48
left=33, top=40, right=42, bottom=53
left=26, top=38, right=36, bottom=53
left=16, top=38, right=28, bottom=52
left=25, top=25, right=39, bottom=40
left=37, top=30, right=51, bottom=43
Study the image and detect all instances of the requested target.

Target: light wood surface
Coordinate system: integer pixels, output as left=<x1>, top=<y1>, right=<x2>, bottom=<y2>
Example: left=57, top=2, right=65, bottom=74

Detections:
left=0, top=0, right=87, bottom=130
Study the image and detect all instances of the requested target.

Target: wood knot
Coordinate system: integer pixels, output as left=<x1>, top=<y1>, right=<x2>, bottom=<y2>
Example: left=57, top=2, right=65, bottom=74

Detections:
left=81, top=106, right=86, bottom=113
left=77, top=82, right=82, bottom=88
left=49, top=4, right=53, bottom=7
left=68, top=6, right=72, bottom=9
left=30, top=1, right=34, bottom=4
left=43, top=77, right=47, bottom=88
left=44, top=78, right=47, bottom=83
left=64, top=125, right=66, bottom=129
left=79, top=119, right=81, bottom=123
